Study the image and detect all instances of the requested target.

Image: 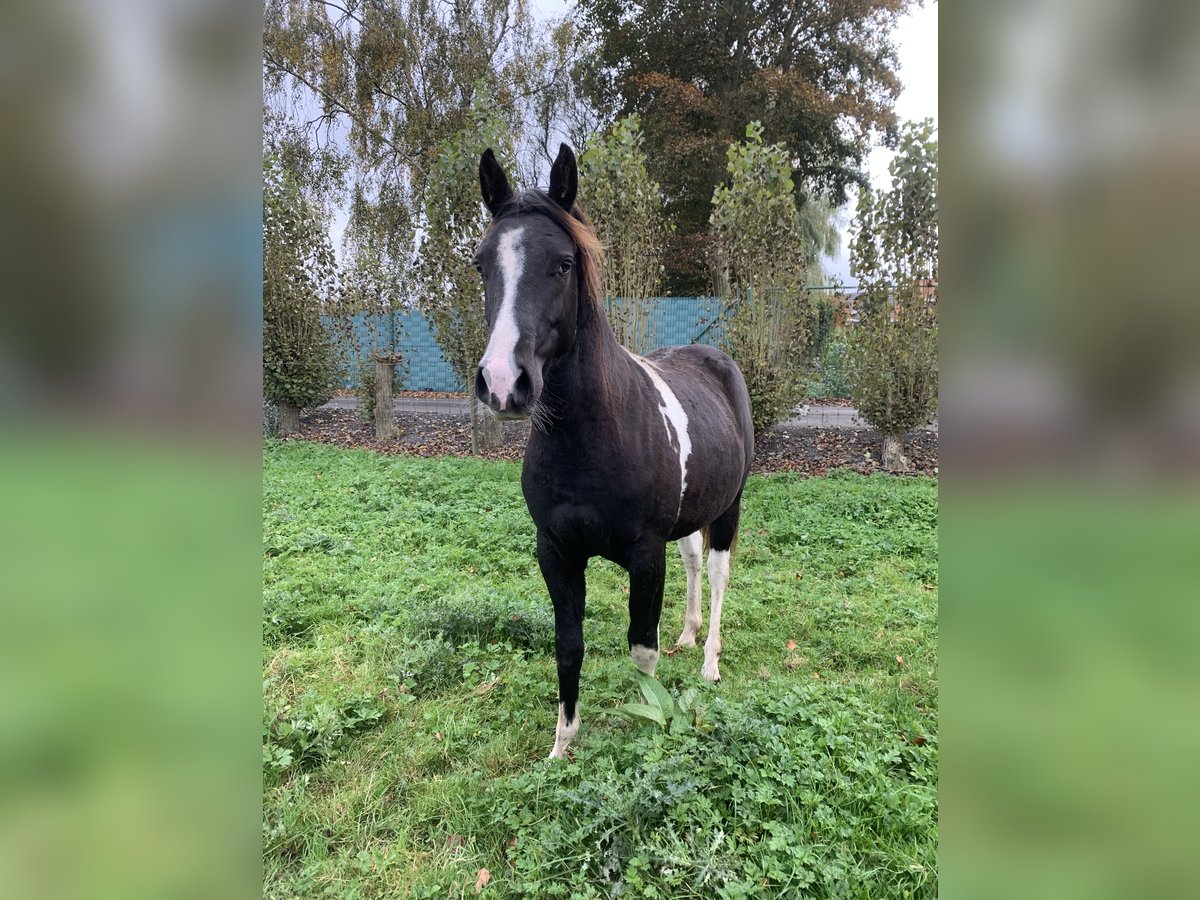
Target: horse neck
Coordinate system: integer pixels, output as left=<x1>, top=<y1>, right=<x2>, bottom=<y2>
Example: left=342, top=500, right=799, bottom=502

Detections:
left=542, top=291, right=630, bottom=427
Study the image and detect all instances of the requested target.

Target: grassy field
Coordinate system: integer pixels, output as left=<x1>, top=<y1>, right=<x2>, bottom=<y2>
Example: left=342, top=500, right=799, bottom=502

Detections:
left=263, top=440, right=938, bottom=898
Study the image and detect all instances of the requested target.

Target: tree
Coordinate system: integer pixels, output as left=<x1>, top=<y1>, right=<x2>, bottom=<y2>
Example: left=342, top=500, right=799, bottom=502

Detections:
left=263, top=158, right=342, bottom=437
left=711, top=123, right=835, bottom=434
left=575, top=0, right=911, bottom=293
left=579, top=115, right=670, bottom=354
left=847, top=119, right=938, bottom=470
left=339, top=188, right=410, bottom=439
left=263, top=0, right=577, bottom=286
left=263, top=1, right=591, bottom=447
left=416, top=94, right=514, bottom=452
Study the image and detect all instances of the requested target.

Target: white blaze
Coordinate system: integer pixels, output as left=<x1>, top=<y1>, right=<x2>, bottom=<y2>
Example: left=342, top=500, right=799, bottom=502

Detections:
left=625, top=349, right=692, bottom=515
left=479, top=227, right=525, bottom=407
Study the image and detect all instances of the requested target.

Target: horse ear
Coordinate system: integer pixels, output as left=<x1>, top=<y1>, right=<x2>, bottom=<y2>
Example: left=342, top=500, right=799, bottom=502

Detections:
left=548, top=143, right=578, bottom=211
left=479, top=149, right=512, bottom=217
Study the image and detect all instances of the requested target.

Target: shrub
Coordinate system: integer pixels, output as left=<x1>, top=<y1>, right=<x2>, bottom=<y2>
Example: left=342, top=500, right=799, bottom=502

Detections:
left=847, top=120, right=938, bottom=469
left=710, top=123, right=836, bottom=433
left=806, top=297, right=837, bottom=366
left=808, top=338, right=850, bottom=400
left=722, top=285, right=812, bottom=433
left=580, top=114, right=670, bottom=354
left=263, top=157, right=342, bottom=436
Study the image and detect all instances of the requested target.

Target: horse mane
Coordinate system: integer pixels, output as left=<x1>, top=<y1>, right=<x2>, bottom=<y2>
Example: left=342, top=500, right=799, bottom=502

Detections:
left=489, top=189, right=606, bottom=314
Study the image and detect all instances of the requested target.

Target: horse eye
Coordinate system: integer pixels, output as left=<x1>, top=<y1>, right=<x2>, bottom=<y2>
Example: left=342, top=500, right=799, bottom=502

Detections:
left=557, top=259, right=574, bottom=275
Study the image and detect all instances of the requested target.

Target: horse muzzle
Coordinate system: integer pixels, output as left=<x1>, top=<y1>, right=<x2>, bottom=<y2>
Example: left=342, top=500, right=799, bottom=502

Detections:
left=475, top=361, right=535, bottom=419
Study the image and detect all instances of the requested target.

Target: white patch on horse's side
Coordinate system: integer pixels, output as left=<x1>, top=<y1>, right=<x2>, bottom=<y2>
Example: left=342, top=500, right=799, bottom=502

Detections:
left=548, top=701, right=579, bottom=760
left=702, top=549, right=730, bottom=682
left=479, top=226, right=525, bottom=407
left=676, top=531, right=703, bottom=646
left=630, top=643, right=659, bottom=676
left=623, top=348, right=692, bottom=515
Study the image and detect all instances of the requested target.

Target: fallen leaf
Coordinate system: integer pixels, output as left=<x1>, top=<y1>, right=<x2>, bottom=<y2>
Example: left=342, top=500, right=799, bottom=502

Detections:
left=473, top=679, right=500, bottom=696
left=913, top=734, right=927, bottom=746
left=786, top=640, right=797, bottom=651
left=435, top=732, right=443, bottom=741
left=896, top=655, right=904, bottom=666
left=475, top=868, right=491, bottom=892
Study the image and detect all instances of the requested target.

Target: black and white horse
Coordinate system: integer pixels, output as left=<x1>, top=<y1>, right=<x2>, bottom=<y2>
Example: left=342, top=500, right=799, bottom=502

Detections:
left=473, top=144, right=754, bottom=758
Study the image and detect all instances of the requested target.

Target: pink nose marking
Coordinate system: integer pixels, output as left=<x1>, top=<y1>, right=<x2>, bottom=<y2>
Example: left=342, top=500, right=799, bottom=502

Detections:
left=480, top=356, right=517, bottom=408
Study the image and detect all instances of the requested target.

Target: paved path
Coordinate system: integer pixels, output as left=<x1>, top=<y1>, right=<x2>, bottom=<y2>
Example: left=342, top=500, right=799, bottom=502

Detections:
left=322, top=395, right=937, bottom=431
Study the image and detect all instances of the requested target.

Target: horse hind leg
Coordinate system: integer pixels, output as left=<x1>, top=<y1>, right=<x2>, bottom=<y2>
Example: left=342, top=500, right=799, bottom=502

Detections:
left=675, top=531, right=703, bottom=647
left=702, top=496, right=741, bottom=682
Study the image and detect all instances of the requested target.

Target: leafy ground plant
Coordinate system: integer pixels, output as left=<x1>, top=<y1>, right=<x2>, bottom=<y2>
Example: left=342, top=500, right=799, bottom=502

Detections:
left=263, top=440, right=937, bottom=897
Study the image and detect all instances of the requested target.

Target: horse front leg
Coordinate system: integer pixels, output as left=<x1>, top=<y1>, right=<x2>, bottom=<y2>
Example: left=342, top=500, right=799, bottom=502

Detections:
left=627, top=541, right=666, bottom=677
left=537, top=531, right=587, bottom=760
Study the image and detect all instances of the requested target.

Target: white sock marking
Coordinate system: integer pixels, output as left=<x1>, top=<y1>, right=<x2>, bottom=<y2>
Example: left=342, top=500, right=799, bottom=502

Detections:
left=677, top=531, right=703, bottom=646
left=630, top=643, right=659, bottom=676
left=702, top=549, right=730, bottom=682
left=480, top=227, right=525, bottom=407
left=624, top=349, right=692, bottom=515
left=548, top=701, right=579, bottom=759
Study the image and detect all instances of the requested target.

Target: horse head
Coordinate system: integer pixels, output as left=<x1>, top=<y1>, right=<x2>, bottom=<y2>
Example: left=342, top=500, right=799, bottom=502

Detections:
left=473, top=144, right=587, bottom=420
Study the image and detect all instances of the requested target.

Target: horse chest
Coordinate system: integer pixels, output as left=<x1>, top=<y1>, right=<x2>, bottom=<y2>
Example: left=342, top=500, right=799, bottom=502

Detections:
left=521, top=442, right=677, bottom=553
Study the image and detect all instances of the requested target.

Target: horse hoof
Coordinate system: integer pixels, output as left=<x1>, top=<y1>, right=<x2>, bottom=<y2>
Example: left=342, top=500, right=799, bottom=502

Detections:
left=701, top=662, right=721, bottom=682
left=676, top=632, right=697, bottom=648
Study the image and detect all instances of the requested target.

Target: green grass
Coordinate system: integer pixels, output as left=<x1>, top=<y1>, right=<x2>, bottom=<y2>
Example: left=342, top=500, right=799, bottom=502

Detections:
left=263, top=440, right=938, bottom=898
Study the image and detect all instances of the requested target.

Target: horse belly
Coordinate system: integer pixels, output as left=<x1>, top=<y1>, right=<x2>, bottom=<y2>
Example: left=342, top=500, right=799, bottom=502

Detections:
left=669, top=433, right=746, bottom=540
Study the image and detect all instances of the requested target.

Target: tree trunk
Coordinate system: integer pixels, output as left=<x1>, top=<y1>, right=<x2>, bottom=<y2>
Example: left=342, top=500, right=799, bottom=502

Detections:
left=469, top=398, right=504, bottom=451
left=479, top=408, right=503, bottom=449
left=881, top=433, right=908, bottom=471
left=373, top=357, right=400, bottom=441
left=277, top=403, right=300, bottom=437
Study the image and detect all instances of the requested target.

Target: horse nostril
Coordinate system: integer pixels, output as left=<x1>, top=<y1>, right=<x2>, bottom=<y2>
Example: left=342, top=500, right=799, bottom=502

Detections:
left=474, top=367, right=490, bottom=403
left=511, top=368, right=532, bottom=407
